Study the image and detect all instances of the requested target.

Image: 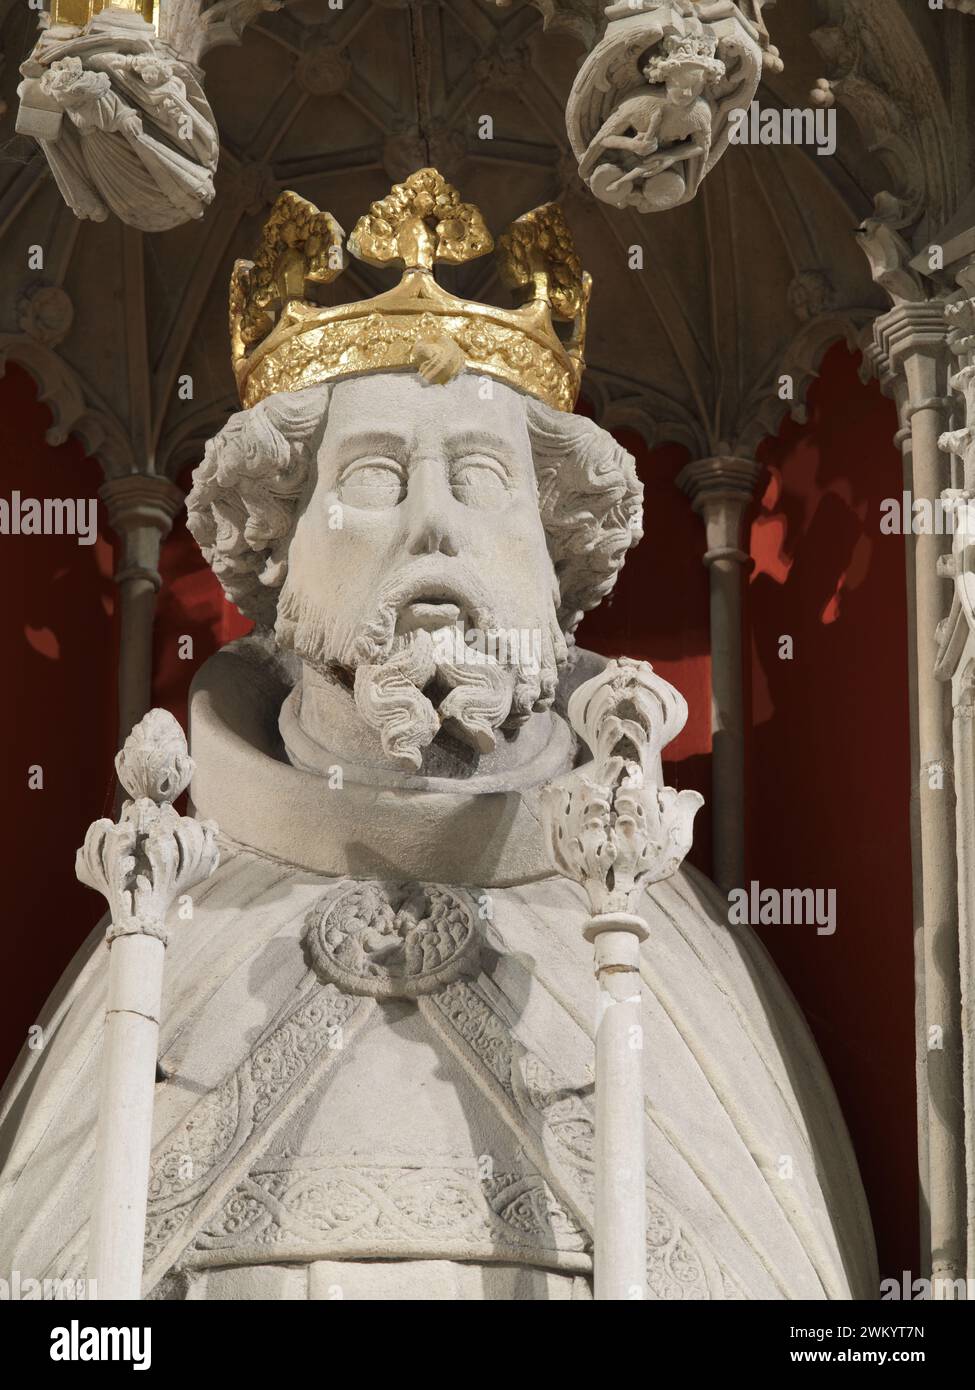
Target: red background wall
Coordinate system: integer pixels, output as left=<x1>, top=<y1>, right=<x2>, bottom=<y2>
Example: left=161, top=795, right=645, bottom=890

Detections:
left=0, top=344, right=916, bottom=1285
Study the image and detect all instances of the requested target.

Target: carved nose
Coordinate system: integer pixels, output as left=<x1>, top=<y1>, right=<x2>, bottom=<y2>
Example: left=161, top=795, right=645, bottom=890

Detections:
left=405, top=463, right=459, bottom=557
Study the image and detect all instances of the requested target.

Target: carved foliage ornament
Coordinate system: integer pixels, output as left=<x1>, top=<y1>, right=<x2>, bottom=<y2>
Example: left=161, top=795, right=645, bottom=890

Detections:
left=17, top=285, right=74, bottom=348
left=810, top=0, right=954, bottom=232
left=76, top=710, right=219, bottom=944
left=941, top=275, right=975, bottom=486
left=190, top=1162, right=589, bottom=1267
left=115, top=707, right=195, bottom=802
left=496, top=201, right=590, bottom=324
left=542, top=658, right=703, bottom=915
left=939, top=276, right=975, bottom=650
left=427, top=977, right=715, bottom=1297
left=142, top=982, right=364, bottom=1280
left=139, top=965, right=714, bottom=1295
left=293, top=38, right=351, bottom=98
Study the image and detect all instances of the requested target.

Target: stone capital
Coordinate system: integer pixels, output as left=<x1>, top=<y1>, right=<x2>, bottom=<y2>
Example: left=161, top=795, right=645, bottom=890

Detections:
left=676, top=455, right=762, bottom=564
left=872, top=301, right=950, bottom=376
left=99, top=475, right=185, bottom=536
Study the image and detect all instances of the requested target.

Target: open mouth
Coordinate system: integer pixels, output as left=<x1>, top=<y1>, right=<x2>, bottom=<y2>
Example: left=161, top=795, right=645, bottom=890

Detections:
left=395, top=596, right=463, bottom=635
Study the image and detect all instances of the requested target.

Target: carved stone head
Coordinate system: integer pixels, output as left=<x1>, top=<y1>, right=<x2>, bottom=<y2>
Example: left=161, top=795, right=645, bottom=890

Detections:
left=642, top=30, right=726, bottom=107
left=187, top=369, right=643, bottom=770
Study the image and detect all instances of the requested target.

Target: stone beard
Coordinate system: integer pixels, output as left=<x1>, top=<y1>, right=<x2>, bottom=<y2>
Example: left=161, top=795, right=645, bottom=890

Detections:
left=187, top=369, right=645, bottom=779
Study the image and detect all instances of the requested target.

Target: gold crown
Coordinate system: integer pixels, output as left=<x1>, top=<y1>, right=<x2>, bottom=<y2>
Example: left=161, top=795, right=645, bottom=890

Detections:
left=229, top=169, right=590, bottom=413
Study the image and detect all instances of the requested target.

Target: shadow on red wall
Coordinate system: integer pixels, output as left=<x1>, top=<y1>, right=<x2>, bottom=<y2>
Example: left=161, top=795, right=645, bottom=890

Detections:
left=748, top=343, right=917, bottom=1285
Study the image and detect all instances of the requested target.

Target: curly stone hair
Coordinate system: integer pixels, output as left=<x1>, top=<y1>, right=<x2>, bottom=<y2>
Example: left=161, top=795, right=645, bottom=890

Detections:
left=186, top=379, right=644, bottom=635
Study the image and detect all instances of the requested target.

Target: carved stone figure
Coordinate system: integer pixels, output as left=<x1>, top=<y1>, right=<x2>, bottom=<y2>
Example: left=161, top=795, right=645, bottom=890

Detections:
left=0, top=171, right=876, bottom=1300
left=578, top=28, right=726, bottom=212
left=16, top=8, right=218, bottom=232
left=567, top=1, right=767, bottom=214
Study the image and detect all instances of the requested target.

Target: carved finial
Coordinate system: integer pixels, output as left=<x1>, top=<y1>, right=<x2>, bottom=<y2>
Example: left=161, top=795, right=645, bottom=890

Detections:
left=541, top=659, right=703, bottom=916
left=115, top=708, right=194, bottom=804
left=496, top=201, right=588, bottom=321
left=347, top=168, right=493, bottom=273
left=567, top=656, right=690, bottom=785
left=229, top=189, right=345, bottom=361
left=78, top=708, right=219, bottom=945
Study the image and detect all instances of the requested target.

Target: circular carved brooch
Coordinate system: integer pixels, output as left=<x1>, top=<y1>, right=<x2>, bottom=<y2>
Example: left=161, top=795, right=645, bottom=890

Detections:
left=305, top=881, right=481, bottom=999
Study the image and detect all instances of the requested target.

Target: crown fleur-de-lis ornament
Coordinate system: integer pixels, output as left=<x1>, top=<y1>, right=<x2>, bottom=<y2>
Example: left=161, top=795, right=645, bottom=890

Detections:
left=347, top=167, right=493, bottom=272
left=540, top=658, right=702, bottom=1302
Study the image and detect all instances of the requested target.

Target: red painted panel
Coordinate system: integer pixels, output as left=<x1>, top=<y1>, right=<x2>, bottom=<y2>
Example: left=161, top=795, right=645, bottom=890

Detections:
left=0, top=363, right=117, bottom=1081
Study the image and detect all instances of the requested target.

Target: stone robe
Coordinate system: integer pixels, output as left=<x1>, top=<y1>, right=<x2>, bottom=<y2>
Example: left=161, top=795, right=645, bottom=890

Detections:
left=0, top=640, right=878, bottom=1300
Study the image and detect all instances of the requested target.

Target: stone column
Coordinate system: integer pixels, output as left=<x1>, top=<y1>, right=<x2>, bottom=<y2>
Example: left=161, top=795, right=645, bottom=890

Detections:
left=588, top=912, right=650, bottom=1298
left=677, top=455, right=762, bottom=895
left=939, top=263, right=975, bottom=1284
left=100, top=475, right=184, bottom=750
left=872, top=300, right=966, bottom=1292
left=949, top=661, right=975, bottom=1285
left=873, top=361, right=933, bottom=1271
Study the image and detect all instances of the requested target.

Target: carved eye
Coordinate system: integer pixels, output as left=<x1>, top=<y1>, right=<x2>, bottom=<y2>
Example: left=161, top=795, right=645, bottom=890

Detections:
left=338, top=460, right=406, bottom=509
left=450, top=456, right=510, bottom=510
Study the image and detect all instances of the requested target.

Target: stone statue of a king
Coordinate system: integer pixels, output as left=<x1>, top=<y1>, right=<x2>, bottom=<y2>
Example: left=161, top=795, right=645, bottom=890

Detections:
left=0, top=170, right=877, bottom=1300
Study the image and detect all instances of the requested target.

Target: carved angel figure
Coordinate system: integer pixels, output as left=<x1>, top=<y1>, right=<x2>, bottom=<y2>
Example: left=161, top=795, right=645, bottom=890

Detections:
left=17, top=9, right=219, bottom=232
left=578, top=30, right=726, bottom=213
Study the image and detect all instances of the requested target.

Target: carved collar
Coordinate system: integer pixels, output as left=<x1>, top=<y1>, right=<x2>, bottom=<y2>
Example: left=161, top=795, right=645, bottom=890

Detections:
left=188, top=637, right=585, bottom=887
